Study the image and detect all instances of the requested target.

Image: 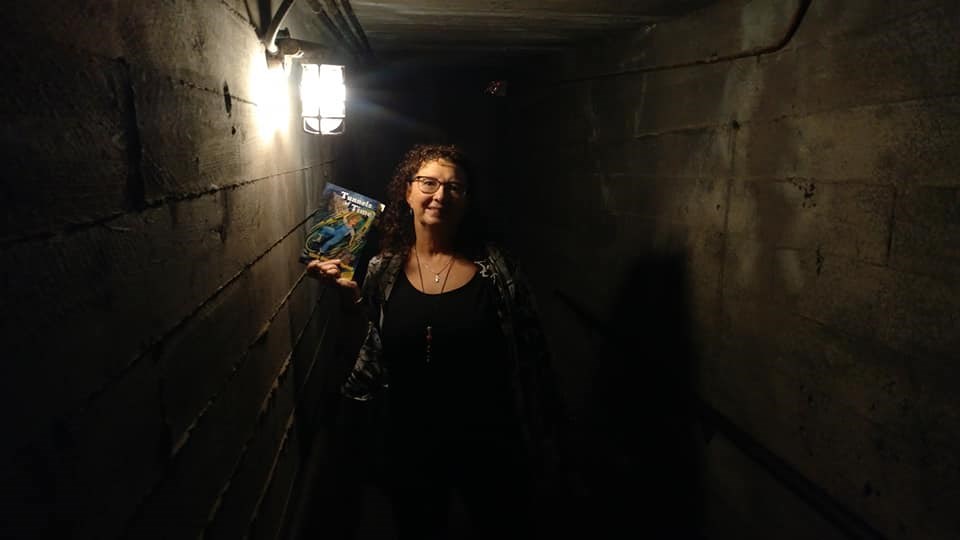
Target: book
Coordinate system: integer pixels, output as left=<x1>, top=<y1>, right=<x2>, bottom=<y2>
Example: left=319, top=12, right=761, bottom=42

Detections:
left=300, top=183, right=385, bottom=281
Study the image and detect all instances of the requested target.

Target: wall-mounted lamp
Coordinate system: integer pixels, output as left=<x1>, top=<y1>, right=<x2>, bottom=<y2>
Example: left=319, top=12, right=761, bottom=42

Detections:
left=269, top=40, right=347, bottom=136
left=266, top=35, right=327, bottom=71
left=260, top=0, right=346, bottom=135
left=300, top=64, right=346, bottom=135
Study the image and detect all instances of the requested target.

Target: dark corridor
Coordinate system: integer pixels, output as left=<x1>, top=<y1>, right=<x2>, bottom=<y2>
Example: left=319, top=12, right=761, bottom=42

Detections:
left=2, top=1, right=959, bottom=539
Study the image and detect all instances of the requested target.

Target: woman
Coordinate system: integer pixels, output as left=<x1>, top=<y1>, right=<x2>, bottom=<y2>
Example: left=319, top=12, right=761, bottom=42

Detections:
left=308, top=144, right=562, bottom=539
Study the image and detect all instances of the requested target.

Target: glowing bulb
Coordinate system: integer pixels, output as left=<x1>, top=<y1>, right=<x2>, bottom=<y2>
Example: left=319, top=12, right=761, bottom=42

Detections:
left=300, top=64, right=345, bottom=135
left=320, top=118, right=344, bottom=134
left=300, top=64, right=322, bottom=117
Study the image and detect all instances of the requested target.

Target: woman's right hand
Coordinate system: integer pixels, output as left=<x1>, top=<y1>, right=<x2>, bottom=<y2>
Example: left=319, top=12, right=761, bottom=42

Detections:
left=306, top=258, right=360, bottom=304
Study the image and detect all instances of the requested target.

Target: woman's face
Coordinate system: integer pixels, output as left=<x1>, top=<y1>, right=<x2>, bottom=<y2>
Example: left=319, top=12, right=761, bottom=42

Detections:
left=405, top=158, right=468, bottom=232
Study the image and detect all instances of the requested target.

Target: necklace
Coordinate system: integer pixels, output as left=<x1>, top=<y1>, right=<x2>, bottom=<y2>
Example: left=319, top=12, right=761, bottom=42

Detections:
left=414, top=249, right=454, bottom=363
left=418, top=252, right=454, bottom=283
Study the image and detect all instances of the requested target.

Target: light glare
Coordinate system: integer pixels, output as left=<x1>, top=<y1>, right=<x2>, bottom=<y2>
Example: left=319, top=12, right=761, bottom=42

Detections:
left=252, top=58, right=290, bottom=137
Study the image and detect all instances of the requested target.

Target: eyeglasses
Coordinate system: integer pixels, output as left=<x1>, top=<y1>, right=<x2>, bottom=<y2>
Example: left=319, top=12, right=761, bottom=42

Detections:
left=409, top=176, right=468, bottom=196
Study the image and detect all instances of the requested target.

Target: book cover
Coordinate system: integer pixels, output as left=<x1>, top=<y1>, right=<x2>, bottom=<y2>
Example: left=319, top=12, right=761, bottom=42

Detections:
left=300, top=183, right=385, bottom=280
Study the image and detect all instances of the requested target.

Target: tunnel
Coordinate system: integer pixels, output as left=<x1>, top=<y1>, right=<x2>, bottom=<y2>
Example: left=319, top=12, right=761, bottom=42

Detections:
left=2, top=1, right=959, bottom=539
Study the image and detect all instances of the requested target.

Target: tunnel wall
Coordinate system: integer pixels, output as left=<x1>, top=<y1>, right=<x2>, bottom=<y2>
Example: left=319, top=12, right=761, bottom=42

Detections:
left=506, top=0, right=959, bottom=538
left=1, top=2, right=355, bottom=538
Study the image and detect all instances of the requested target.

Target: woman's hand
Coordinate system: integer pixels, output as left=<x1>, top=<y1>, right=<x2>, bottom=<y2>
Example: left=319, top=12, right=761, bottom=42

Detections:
left=306, top=258, right=360, bottom=304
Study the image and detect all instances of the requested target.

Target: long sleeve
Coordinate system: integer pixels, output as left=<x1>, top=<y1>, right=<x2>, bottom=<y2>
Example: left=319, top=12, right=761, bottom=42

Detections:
left=486, top=245, right=567, bottom=457
left=509, top=257, right=567, bottom=450
left=341, top=255, right=389, bottom=401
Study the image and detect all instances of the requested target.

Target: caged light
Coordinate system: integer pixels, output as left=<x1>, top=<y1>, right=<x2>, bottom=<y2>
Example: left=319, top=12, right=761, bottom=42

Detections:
left=260, top=0, right=346, bottom=136
left=300, top=63, right=346, bottom=135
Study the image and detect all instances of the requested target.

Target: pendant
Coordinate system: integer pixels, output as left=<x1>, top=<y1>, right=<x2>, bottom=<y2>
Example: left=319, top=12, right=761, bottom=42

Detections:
left=425, top=325, right=432, bottom=363
left=433, top=273, right=440, bottom=283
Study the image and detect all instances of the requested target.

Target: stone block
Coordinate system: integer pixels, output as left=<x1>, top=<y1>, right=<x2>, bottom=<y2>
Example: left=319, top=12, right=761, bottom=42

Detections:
left=299, top=311, right=357, bottom=428
left=601, top=174, right=728, bottom=231
left=291, top=292, right=336, bottom=401
left=634, top=127, right=734, bottom=178
left=726, top=180, right=894, bottom=264
left=7, top=1, right=124, bottom=56
left=124, top=299, right=296, bottom=538
left=707, top=298, right=960, bottom=539
left=63, top=360, right=166, bottom=539
left=723, top=237, right=959, bottom=362
left=747, top=6, right=960, bottom=122
left=0, top=360, right=165, bottom=538
left=288, top=265, right=322, bottom=343
left=560, top=0, right=802, bottom=80
left=790, top=0, right=954, bottom=49
left=133, top=64, right=327, bottom=201
left=248, top=422, right=300, bottom=540
left=890, top=186, right=960, bottom=280
left=116, top=1, right=264, bottom=101
left=205, top=367, right=297, bottom=539
left=736, top=96, right=960, bottom=187
left=631, top=2, right=960, bottom=135
left=634, top=61, right=753, bottom=135
left=0, top=46, right=130, bottom=241
left=0, top=166, right=329, bottom=485
left=701, top=431, right=848, bottom=540
left=158, top=224, right=311, bottom=445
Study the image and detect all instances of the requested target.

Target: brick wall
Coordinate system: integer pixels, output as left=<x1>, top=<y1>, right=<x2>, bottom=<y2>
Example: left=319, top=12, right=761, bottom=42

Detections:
left=1, top=2, right=355, bottom=538
left=505, top=1, right=960, bottom=538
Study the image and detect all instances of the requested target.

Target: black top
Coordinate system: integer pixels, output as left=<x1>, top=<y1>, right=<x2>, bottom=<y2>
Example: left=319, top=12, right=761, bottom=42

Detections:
left=381, top=269, right=516, bottom=440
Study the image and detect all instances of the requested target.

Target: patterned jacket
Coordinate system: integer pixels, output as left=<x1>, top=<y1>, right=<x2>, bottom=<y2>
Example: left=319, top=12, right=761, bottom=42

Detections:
left=341, top=243, right=563, bottom=459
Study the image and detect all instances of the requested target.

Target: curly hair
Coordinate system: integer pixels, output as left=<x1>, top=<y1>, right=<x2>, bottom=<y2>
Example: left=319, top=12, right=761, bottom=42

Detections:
left=378, top=143, right=481, bottom=254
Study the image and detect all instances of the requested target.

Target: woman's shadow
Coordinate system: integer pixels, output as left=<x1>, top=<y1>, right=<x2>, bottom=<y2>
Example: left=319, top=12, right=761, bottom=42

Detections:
left=553, top=251, right=704, bottom=538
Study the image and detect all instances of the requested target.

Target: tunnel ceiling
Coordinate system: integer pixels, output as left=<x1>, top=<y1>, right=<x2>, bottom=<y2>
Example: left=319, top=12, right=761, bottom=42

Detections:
left=343, top=0, right=719, bottom=55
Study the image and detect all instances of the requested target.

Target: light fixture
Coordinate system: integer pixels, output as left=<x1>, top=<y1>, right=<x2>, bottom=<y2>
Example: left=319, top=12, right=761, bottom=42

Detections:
left=300, top=64, right=346, bottom=135
left=260, top=0, right=346, bottom=135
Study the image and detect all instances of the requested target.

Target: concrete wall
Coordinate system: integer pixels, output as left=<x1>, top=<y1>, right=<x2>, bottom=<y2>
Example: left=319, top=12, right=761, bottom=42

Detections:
left=1, top=2, right=357, bottom=538
left=505, top=0, right=959, bottom=538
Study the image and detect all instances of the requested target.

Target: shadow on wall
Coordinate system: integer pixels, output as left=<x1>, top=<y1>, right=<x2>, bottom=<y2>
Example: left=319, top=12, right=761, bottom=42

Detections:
left=551, top=251, right=704, bottom=538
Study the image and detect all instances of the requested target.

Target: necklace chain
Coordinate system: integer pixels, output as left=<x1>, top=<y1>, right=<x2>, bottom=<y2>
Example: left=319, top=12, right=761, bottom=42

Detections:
left=414, top=249, right=454, bottom=293
left=417, top=251, right=454, bottom=283
left=414, top=252, right=453, bottom=282
left=414, top=248, right=454, bottom=363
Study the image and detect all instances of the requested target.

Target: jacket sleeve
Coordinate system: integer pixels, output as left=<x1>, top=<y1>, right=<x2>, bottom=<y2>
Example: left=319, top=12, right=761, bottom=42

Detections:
left=340, top=255, right=387, bottom=401
left=492, top=246, right=567, bottom=450
left=514, top=264, right=566, bottom=443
